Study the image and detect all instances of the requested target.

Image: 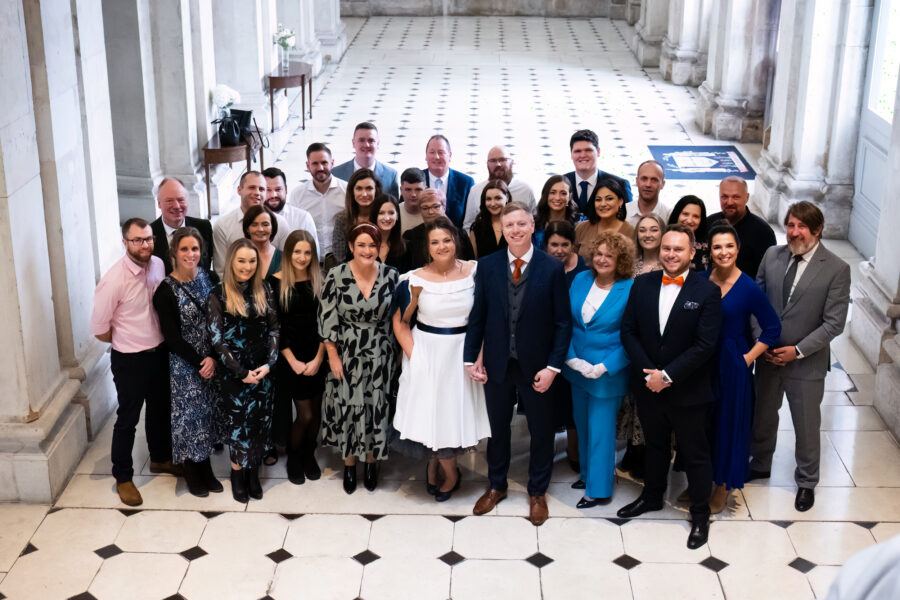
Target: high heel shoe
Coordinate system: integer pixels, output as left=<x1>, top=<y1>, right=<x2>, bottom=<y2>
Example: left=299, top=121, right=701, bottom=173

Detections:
left=343, top=464, right=357, bottom=494
left=200, top=458, right=223, bottom=493
left=183, top=460, right=209, bottom=498
left=364, top=462, right=379, bottom=491
left=434, top=468, right=461, bottom=503
left=302, top=440, right=321, bottom=481
left=286, top=447, right=305, bottom=485
left=230, top=468, right=248, bottom=503
left=247, top=466, right=263, bottom=500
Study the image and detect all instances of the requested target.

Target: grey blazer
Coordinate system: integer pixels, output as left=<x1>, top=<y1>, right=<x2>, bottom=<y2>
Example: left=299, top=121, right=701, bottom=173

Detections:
left=756, top=242, right=851, bottom=380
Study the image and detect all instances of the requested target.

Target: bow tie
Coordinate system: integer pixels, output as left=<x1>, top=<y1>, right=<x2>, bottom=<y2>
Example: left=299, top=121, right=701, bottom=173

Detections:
left=662, top=275, right=684, bottom=286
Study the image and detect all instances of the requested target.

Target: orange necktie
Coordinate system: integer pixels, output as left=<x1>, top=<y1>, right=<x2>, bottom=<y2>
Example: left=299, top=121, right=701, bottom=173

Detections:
left=662, top=275, right=684, bottom=286
left=513, top=258, right=525, bottom=284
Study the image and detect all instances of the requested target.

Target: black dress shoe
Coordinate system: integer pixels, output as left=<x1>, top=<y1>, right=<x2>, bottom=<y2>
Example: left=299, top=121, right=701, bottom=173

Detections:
left=230, top=468, right=248, bottom=503
left=343, top=465, right=357, bottom=494
left=687, top=520, right=709, bottom=549
left=795, top=487, right=815, bottom=512
left=746, top=469, right=771, bottom=482
left=576, top=496, right=600, bottom=509
left=246, top=467, right=263, bottom=500
left=364, top=462, right=379, bottom=491
left=286, top=449, right=305, bottom=485
left=302, top=441, right=322, bottom=481
left=616, top=496, right=663, bottom=518
left=434, top=468, right=462, bottom=503
left=200, top=458, right=223, bottom=493
left=571, top=479, right=586, bottom=490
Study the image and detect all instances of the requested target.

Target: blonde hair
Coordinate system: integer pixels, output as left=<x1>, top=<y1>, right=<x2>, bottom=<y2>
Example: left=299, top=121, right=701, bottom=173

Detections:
left=222, top=239, right=268, bottom=317
left=279, top=230, right=323, bottom=309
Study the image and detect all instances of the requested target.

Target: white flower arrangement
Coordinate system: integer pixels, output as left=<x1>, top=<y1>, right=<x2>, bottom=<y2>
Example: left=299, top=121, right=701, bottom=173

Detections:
left=212, top=84, right=241, bottom=110
left=274, top=24, right=296, bottom=50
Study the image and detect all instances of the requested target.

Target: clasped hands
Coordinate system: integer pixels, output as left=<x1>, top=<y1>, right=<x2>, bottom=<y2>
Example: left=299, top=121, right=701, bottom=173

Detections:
left=764, top=345, right=797, bottom=366
left=565, top=358, right=607, bottom=379
left=642, top=369, right=670, bottom=393
left=241, top=364, right=270, bottom=384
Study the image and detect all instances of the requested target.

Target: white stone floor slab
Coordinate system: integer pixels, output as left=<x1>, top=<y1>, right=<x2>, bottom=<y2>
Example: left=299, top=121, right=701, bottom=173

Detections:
left=1, top=15, right=896, bottom=600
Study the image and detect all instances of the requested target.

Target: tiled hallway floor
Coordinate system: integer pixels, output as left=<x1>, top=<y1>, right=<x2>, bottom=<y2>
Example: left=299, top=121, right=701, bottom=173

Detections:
left=1, top=16, right=896, bottom=600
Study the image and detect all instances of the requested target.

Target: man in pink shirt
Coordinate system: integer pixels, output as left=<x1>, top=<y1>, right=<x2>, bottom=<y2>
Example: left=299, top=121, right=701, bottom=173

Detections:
left=91, top=217, right=180, bottom=506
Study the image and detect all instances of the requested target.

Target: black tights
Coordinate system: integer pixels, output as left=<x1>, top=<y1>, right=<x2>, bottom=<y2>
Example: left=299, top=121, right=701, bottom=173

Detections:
left=289, top=397, right=321, bottom=451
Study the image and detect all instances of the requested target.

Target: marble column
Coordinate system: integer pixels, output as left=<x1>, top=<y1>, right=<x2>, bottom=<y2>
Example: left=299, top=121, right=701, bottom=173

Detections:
left=278, top=0, right=324, bottom=76
left=609, top=0, right=628, bottom=20
left=632, top=0, right=669, bottom=67
left=102, top=0, right=162, bottom=222
left=850, top=62, right=900, bottom=440
left=695, top=0, right=778, bottom=142
left=626, top=0, right=642, bottom=25
left=754, top=0, right=873, bottom=235
left=1, top=0, right=88, bottom=502
left=315, top=0, right=347, bottom=63
left=660, top=0, right=713, bottom=87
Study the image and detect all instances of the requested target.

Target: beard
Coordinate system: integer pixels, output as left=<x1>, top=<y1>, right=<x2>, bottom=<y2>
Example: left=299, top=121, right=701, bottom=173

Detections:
left=266, top=197, right=286, bottom=213
left=490, top=166, right=513, bottom=183
left=787, top=237, right=817, bottom=256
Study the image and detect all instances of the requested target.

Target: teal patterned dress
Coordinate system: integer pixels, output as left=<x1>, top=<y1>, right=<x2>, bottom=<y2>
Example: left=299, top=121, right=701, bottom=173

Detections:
left=318, top=262, right=398, bottom=460
left=208, top=282, right=280, bottom=468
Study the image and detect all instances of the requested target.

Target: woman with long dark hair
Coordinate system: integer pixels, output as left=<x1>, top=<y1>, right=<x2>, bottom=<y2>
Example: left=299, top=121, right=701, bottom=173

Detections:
left=373, top=194, right=409, bottom=272
left=668, top=195, right=710, bottom=271
left=332, top=168, right=382, bottom=263
left=468, top=179, right=509, bottom=258
left=534, top=175, right=578, bottom=248
left=574, top=177, right=634, bottom=261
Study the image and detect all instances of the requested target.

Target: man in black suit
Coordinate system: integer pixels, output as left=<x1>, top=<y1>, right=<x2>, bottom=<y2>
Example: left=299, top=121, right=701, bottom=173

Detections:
left=402, top=188, right=474, bottom=269
left=618, top=223, right=722, bottom=549
left=564, top=129, right=633, bottom=214
left=150, top=177, right=213, bottom=274
left=707, top=176, right=775, bottom=279
left=464, top=202, right=572, bottom=526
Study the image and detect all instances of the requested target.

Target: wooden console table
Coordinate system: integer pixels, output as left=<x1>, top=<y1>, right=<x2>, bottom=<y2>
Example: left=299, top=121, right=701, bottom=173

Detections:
left=268, top=60, right=313, bottom=131
left=202, top=131, right=264, bottom=216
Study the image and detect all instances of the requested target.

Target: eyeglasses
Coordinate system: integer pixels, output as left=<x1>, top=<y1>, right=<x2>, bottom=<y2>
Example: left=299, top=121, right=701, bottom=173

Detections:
left=126, top=237, right=154, bottom=246
left=420, top=204, right=443, bottom=212
left=487, top=158, right=509, bottom=165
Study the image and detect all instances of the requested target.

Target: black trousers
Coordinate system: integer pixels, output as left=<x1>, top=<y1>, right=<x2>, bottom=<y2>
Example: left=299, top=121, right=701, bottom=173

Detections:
left=484, top=359, right=556, bottom=496
left=109, top=346, right=173, bottom=482
left=636, top=392, right=712, bottom=522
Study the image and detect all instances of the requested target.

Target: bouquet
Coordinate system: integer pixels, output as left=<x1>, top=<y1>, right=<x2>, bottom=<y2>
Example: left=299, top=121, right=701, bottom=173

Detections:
left=273, top=24, right=296, bottom=50
left=212, top=84, right=240, bottom=112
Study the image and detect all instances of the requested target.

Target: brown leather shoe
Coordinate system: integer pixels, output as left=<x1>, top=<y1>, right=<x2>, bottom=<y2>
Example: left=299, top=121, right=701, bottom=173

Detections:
left=473, top=489, right=507, bottom=515
left=529, top=495, right=549, bottom=526
left=150, top=460, right=183, bottom=476
left=116, top=481, right=143, bottom=506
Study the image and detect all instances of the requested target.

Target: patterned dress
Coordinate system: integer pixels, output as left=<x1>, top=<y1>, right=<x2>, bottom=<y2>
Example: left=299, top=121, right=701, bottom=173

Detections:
left=152, top=270, right=220, bottom=463
left=318, top=262, right=398, bottom=460
left=208, top=282, right=280, bottom=468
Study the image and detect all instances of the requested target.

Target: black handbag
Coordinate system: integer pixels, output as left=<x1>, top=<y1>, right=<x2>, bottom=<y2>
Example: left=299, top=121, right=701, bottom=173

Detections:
left=213, top=112, right=241, bottom=146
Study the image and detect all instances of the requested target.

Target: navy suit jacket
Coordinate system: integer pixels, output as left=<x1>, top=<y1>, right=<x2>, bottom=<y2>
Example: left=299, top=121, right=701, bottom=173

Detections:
left=332, top=159, right=399, bottom=198
left=565, top=170, right=634, bottom=214
left=424, top=168, right=475, bottom=229
left=620, top=270, right=722, bottom=406
left=150, top=216, right=214, bottom=275
left=464, top=248, right=572, bottom=384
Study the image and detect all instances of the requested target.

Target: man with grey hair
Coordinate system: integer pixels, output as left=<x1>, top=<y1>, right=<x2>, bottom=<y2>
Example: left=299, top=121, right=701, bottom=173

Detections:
left=463, top=145, right=537, bottom=230
left=626, top=160, right=671, bottom=227
left=708, top=175, right=776, bottom=279
left=150, top=177, right=213, bottom=275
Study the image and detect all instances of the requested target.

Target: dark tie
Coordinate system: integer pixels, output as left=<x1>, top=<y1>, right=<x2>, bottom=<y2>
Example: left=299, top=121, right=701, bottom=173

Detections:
left=512, top=258, right=525, bottom=284
left=579, top=181, right=589, bottom=211
left=782, top=254, right=803, bottom=307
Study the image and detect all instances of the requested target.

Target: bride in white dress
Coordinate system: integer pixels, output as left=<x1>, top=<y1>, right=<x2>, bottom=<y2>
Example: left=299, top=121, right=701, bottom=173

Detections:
left=392, top=217, right=491, bottom=502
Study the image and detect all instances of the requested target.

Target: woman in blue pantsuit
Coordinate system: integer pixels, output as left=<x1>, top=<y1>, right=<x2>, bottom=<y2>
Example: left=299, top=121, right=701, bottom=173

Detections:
left=563, top=231, right=634, bottom=508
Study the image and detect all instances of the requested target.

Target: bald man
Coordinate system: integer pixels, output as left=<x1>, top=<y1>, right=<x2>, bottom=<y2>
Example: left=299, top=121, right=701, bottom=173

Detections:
left=150, top=177, right=214, bottom=274
left=463, top=146, right=537, bottom=231
left=707, top=176, right=775, bottom=279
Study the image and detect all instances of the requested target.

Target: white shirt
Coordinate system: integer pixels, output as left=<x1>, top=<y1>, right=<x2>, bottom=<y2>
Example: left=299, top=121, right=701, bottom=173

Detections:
left=429, top=170, right=448, bottom=191
left=399, top=201, right=425, bottom=233
left=274, top=204, right=320, bottom=253
left=582, top=282, right=610, bottom=323
left=463, top=177, right=537, bottom=230
left=212, top=206, right=291, bottom=276
left=626, top=199, right=671, bottom=228
left=574, top=171, right=598, bottom=203
left=659, top=268, right=690, bottom=336
left=507, top=245, right=534, bottom=275
left=162, top=219, right=184, bottom=244
left=288, top=177, right=347, bottom=256
left=785, top=242, right=819, bottom=304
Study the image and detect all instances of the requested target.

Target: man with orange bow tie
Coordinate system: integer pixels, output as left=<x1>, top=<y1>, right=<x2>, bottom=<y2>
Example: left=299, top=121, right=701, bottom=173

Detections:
left=618, top=223, right=723, bottom=550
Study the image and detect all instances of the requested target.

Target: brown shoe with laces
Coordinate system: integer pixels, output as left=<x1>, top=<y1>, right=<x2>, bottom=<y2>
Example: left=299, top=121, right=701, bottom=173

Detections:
left=473, top=489, right=507, bottom=515
left=116, top=481, right=143, bottom=506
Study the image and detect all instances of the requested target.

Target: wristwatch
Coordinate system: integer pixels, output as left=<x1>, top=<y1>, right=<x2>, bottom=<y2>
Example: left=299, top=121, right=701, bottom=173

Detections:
left=661, top=371, right=673, bottom=384
left=795, top=346, right=804, bottom=359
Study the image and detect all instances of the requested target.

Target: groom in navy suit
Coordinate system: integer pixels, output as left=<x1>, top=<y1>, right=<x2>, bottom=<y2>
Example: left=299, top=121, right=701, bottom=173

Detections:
left=619, top=224, right=722, bottom=549
left=464, top=202, right=572, bottom=526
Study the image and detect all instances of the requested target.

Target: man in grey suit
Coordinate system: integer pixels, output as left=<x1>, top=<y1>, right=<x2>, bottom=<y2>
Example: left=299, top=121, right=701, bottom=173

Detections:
left=749, top=201, right=851, bottom=512
left=331, top=121, right=399, bottom=198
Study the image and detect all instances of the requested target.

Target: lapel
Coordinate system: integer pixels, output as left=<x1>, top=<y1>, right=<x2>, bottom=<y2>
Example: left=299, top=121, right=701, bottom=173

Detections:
left=494, top=253, right=510, bottom=316
left=577, top=278, right=627, bottom=327
left=661, top=271, right=694, bottom=340
left=771, top=245, right=790, bottom=313
left=642, top=271, right=663, bottom=340
left=783, top=244, right=827, bottom=317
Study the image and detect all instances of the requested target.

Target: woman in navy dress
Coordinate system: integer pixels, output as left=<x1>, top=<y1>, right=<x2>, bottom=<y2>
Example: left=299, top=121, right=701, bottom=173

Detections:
left=209, top=239, right=280, bottom=503
left=153, top=227, right=222, bottom=497
left=703, top=223, right=780, bottom=513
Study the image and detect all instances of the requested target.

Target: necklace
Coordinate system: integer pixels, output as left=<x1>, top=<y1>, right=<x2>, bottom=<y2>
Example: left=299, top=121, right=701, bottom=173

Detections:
left=433, top=259, right=460, bottom=278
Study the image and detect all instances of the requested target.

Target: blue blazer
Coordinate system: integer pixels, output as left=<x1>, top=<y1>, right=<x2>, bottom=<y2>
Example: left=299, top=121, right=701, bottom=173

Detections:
left=565, top=170, right=634, bottom=214
left=423, top=168, right=475, bottom=229
left=464, top=248, right=572, bottom=384
left=332, top=159, right=399, bottom=199
left=562, top=273, right=632, bottom=398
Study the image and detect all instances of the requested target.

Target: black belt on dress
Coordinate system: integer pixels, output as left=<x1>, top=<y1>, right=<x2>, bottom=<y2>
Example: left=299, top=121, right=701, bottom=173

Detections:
left=416, top=322, right=467, bottom=335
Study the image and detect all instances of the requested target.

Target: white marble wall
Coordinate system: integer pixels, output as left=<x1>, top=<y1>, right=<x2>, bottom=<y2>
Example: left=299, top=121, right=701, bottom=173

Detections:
left=340, top=0, right=613, bottom=16
left=278, top=0, right=324, bottom=76
left=626, top=0, right=642, bottom=24
left=316, top=0, right=348, bottom=62
left=632, top=0, right=668, bottom=67
left=660, top=0, right=712, bottom=87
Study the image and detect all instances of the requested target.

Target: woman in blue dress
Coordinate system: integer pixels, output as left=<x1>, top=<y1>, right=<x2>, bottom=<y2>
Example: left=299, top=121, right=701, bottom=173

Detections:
left=153, top=227, right=222, bottom=497
left=563, top=231, right=634, bottom=508
left=703, top=223, right=780, bottom=513
left=208, top=239, right=280, bottom=503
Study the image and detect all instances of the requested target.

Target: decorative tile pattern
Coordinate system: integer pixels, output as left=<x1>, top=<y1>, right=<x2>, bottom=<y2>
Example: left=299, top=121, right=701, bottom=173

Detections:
left=525, top=552, right=554, bottom=568
left=699, top=556, right=729, bottom=572
left=352, top=549, right=380, bottom=566
left=788, top=557, right=817, bottom=574
left=93, top=545, right=122, bottom=559
left=179, top=546, right=208, bottom=561
left=613, top=554, right=641, bottom=570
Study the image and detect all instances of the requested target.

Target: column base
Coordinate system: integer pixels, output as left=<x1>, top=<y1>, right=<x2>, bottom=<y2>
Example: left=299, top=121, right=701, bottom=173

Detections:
left=609, top=0, right=627, bottom=20
left=626, top=0, right=641, bottom=24
left=68, top=342, right=117, bottom=440
left=0, top=380, right=87, bottom=502
left=318, top=25, right=347, bottom=64
left=296, top=44, right=324, bottom=78
left=850, top=261, right=899, bottom=365
left=876, top=336, right=900, bottom=442
left=695, top=83, right=764, bottom=142
left=660, top=40, right=706, bottom=86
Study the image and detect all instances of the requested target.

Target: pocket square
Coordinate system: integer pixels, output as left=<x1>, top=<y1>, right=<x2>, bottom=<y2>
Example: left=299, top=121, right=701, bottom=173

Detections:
left=683, top=301, right=700, bottom=310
